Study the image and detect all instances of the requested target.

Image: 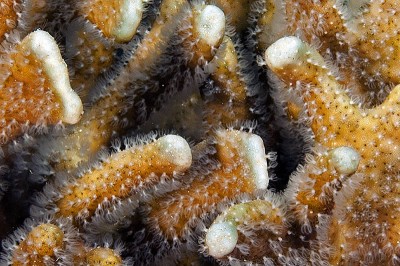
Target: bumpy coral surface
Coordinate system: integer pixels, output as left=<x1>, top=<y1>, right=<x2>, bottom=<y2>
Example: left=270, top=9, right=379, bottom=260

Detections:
left=0, top=0, right=399, bottom=265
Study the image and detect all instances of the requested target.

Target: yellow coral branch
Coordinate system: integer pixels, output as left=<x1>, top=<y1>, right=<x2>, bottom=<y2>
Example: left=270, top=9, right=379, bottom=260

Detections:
left=53, top=134, right=192, bottom=221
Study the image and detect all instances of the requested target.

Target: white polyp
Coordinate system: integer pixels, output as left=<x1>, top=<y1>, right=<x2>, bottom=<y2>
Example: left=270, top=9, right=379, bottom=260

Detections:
left=24, top=30, right=83, bottom=124
left=195, top=5, right=225, bottom=47
left=157, top=135, right=192, bottom=171
left=241, top=133, right=269, bottom=190
left=205, top=222, right=238, bottom=258
left=114, top=0, right=143, bottom=42
left=264, top=36, right=305, bottom=69
left=329, top=146, right=360, bottom=175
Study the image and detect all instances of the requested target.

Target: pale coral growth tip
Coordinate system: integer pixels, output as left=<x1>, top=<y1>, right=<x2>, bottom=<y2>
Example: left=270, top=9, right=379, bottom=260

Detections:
left=195, top=5, right=226, bottom=47
left=205, top=222, right=238, bottom=258
left=264, top=36, right=304, bottom=69
left=23, top=30, right=83, bottom=124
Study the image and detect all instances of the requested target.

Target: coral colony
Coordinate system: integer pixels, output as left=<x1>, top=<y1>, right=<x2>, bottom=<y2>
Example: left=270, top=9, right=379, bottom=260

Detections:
left=0, top=0, right=400, bottom=265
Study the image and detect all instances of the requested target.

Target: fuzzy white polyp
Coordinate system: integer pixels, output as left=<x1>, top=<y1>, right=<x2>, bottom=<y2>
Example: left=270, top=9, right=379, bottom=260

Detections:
left=157, top=135, right=192, bottom=171
left=240, top=133, right=269, bottom=190
left=114, top=0, right=143, bottom=42
left=205, top=222, right=238, bottom=258
left=195, top=5, right=225, bottom=47
left=23, top=30, right=83, bottom=124
left=329, top=146, right=360, bottom=175
left=264, top=36, right=305, bottom=70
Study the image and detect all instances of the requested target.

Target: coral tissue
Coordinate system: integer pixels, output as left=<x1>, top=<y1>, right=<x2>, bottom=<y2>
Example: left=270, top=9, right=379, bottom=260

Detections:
left=0, top=0, right=399, bottom=265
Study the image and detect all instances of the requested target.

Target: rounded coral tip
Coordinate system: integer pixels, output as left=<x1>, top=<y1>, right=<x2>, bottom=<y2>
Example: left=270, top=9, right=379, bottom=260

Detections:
left=264, top=36, right=304, bottom=69
left=113, top=0, right=143, bottom=42
left=329, top=146, right=360, bottom=175
left=241, top=133, right=270, bottom=190
left=205, top=222, right=238, bottom=258
left=23, top=30, right=83, bottom=124
left=195, top=5, right=225, bottom=47
left=157, top=135, right=192, bottom=171
left=24, top=223, right=64, bottom=256
left=86, top=247, right=122, bottom=266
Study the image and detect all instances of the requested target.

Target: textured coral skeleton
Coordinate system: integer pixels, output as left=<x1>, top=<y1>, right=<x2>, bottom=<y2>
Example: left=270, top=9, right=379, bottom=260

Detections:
left=0, top=0, right=400, bottom=265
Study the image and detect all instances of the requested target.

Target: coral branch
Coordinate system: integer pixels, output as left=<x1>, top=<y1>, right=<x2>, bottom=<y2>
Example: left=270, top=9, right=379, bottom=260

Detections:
left=340, top=0, right=400, bottom=84
left=0, top=217, right=81, bottom=265
left=12, top=223, right=64, bottom=265
left=38, top=134, right=191, bottom=221
left=0, top=29, right=82, bottom=143
left=144, top=129, right=269, bottom=241
left=211, top=0, right=254, bottom=32
left=2, top=0, right=400, bottom=265
left=265, top=36, right=361, bottom=145
left=204, top=193, right=288, bottom=263
left=182, top=3, right=225, bottom=68
left=79, top=0, right=144, bottom=43
left=43, top=0, right=189, bottom=171
left=66, top=0, right=145, bottom=100
left=204, top=36, right=251, bottom=129
left=266, top=35, right=400, bottom=264
left=0, top=217, right=128, bottom=265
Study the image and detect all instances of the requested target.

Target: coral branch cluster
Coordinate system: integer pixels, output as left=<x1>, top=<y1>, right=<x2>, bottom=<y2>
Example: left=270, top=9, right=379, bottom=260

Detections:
left=0, top=0, right=399, bottom=265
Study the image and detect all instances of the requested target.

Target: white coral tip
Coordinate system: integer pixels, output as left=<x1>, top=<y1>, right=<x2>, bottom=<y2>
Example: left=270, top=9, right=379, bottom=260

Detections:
left=114, top=0, right=143, bottom=42
left=241, top=133, right=269, bottom=190
left=329, top=146, right=360, bottom=175
left=157, top=135, right=192, bottom=171
left=25, top=30, right=83, bottom=124
left=205, top=222, right=238, bottom=258
left=195, top=5, right=225, bottom=47
left=264, top=36, right=304, bottom=69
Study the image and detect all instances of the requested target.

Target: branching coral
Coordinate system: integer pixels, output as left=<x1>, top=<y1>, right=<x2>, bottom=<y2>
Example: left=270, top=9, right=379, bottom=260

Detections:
left=34, top=134, right=192, bottom=222
left=1, top=0, right=400, bottom=265
left=257, top=0, right=400, bottom=104
left=202, top=0, right=400, bottom=265
left=264, top=35, right=400, bottom=264
left=143, top=129, right=270, bottom=241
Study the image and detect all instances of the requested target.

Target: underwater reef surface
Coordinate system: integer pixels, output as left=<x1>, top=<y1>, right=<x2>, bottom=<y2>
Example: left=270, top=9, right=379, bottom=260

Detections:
left=0, top=0, right=399, bottom=265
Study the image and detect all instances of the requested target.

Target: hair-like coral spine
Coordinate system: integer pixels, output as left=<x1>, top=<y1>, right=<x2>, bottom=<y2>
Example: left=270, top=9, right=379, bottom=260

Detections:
left=0, top=0, right=49, bottom=43
left=65, top=18, right=119, bottom=101
left=0, top=0, right=18, bottom=41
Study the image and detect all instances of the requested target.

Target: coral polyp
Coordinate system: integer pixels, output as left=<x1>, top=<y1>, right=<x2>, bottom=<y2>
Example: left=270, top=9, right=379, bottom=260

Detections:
left=0, top=0, right=400, bottom=265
